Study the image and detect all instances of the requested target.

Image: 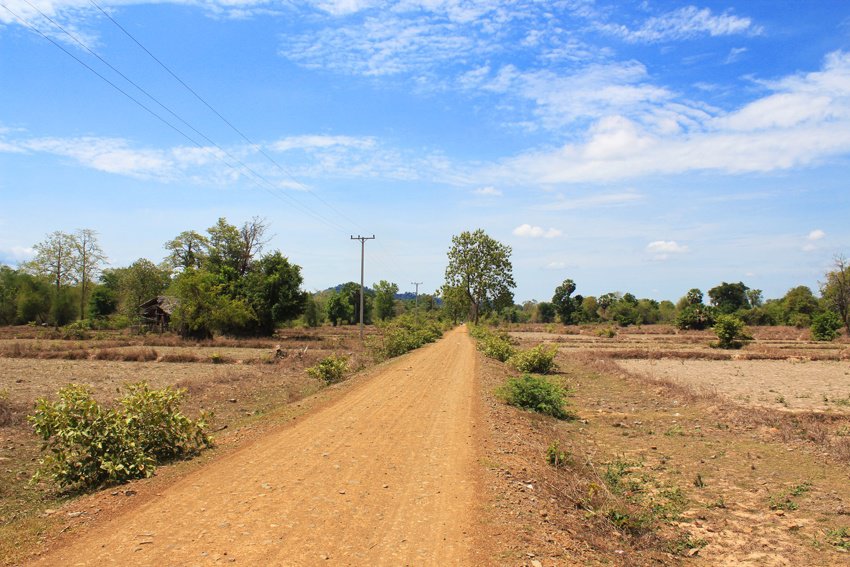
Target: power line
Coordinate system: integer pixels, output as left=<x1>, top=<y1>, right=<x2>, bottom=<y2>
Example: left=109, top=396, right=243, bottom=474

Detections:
left=2, top=1, right=352, bottom=234
left=88, top=0, right=366, bottom=235
left=351, top=235, right=375, bottom=339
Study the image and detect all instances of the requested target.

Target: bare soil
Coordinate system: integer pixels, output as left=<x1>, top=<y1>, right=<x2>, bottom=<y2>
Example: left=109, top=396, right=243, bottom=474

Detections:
left=617, top=359, right=850, bottom=412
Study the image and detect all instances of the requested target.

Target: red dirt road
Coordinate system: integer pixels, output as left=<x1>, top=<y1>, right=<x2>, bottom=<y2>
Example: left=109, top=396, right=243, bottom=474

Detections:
left=31, top=326, right=484, bottom=566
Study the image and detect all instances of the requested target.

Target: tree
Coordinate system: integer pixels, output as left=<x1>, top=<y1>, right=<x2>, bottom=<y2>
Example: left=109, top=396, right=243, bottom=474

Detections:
left=303, top=294, right=323, bottom=327
left=536, top=302, right=556, bottom=323
left=440, top=284, right=470, bottom=324
left=169, top=269, right=255, bottom=339
left=164, top=230, right=209, bottom=271
left=373, top=280, right=399, bottom=321
left=206, top=218, right=243, bottom=282
left=822, top=255, right=850, bottom=333
left=236, top=217, right=271, bottom=277
left=707, top=282, right=750, bottom=314
left=713, top=314, right=748, bottom=349
left=26, top=231, right=77, bottom=294
left=241, top=251, right=307, bottom=334
left=72, top=229, right=107, bottom=321
left=780, top=286, right=819, bottom=327
left=326, top=290, right=352, bottom=327
left=444, top=229, right=515, bottom=324
left=811, top=311, right=842, bottom=341
left=552, top=279, right=578, bottom=324
left=121, top=259, right=171, bottom=320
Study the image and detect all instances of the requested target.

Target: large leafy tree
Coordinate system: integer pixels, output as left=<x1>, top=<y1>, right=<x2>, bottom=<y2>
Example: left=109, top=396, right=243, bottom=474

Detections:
left=120, top=259, right=171, bottom=319
left=242, top=251, right=307, bottom=334
left=164, top=230, right=209, bottom=271
left=707, top=282, right=751, bottom=314
left=373, top=280, right=399, bottom=321
left=552, top=279, right=578, bottom=324
left=169, top=268, right=255, bottom=339
left=822, top=255, right=850, bottom=333
left=444, top=229, right=515, bottom=324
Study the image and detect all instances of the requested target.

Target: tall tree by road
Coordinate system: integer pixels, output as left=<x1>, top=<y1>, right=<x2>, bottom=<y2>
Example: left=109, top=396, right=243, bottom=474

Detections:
left=444, top=229, right=515, bottom=324
left=822, top=255, right=850, bottom=333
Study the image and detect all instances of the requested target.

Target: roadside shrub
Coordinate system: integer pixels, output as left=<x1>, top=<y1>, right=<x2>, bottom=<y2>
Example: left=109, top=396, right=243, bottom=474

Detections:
left=508, top=344, right=559, bottom=374
left=29, top=383, right=210, bottom=490
left=307, top=354, right=349, bottom=383
left=369, top=314, right=446, bottom=360
left=120, top=383, right=211, bottom=461
left=811, top=311, right=843, bottom=342
left=712, top=314, right=750, bottom=349
left=478, top=333, right=516, bottom=362
left=497, top=373, right=572, bottom=419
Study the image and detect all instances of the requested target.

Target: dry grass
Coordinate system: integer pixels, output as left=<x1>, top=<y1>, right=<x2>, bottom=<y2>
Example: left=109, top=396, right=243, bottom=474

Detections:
left=92, top=347, right=158, bottom=362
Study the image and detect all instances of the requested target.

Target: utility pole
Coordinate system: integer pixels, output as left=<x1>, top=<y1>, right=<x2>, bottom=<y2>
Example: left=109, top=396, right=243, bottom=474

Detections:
left=411, top=281, right=423, bottom=320
left=351, top=235, right=375, bottom=339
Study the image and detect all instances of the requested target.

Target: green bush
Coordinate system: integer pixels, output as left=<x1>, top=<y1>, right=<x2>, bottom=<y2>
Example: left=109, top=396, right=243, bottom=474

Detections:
left=547, top=440, right=571, bottom=468
left=713, top=314, right=749, bottom=349
left=478, top=332, right=516, bottom=362
left=497, top=374, right=572, bottom=419
left=811, top=311, right=843, bottom=341
left=306, top=354, right=350, bottom=383
left=508, top=344, right=559, bottom=374
left=369, top=314, right=446, bottom=360
left=29, top=383, right=210, bottom=490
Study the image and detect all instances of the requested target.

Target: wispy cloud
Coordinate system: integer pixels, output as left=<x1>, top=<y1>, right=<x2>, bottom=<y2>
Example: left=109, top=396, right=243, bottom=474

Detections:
left=803, top=228, right=826, bottom=251
left=473, top=186, right=501, bottom=196
left=488, top=51, right=850, bottom=184
left=599, top=6, right=760, bottom=43
left=539, top=191, right=645, bottom=211
left=512, top=224, right=561, bottom=239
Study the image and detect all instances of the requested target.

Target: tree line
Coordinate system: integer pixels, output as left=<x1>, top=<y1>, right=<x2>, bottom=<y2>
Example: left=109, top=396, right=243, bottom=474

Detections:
left=1, top=225, right=848, bottom=339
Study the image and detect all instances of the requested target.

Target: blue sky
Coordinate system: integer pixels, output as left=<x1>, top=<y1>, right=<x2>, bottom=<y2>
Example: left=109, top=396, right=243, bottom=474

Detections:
left=1, top=1, right=849, bottom=302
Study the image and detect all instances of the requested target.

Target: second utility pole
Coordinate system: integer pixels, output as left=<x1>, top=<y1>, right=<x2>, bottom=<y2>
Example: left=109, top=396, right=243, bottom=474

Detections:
left=351, top=235, right=375, bottom=339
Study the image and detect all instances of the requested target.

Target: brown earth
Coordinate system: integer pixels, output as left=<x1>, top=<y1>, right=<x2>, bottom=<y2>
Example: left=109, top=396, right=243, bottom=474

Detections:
left=27, top=326, right=488, bottom=566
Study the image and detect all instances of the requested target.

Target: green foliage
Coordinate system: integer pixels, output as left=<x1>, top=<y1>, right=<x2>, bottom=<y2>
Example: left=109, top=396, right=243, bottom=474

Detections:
left=373, top=280, right=399, bottom=321
left=241, top=251, right=307, bottom=334
left=369, top=314, right=445, bottom=359
left=546, top=441, right=571, bottom=468
left=825, top=527, right=850, bottom=551
left=675, top=304, right=715, bottom=330
left=552, top=279, right=578, bottom=324
left=29, top=383, right=210, bottom=490
left=303, top=293, right=323, bottom=327
left=169, top=268, right=255, bottom=339
left=87, top=285, right=117, bottom=319
left=821, top=256, right=850, bottom=333
left=306, top=354, right=350, bottom=383
left=470, top=326, right=516, bottom=362
left=535, top=301, right=556, bottom=323
left=708, top=281, right=751, bottom=314
left=596, top=326, right=617, bottom=338
left=811, top=311, right=842, bottom=341
left=508, top=344, right=559, bottom=374
left=713, top=314, right=749, bottom=349
left=444, top=229, right=515, bottom=323
left=497, top=374, right=571, bottom=419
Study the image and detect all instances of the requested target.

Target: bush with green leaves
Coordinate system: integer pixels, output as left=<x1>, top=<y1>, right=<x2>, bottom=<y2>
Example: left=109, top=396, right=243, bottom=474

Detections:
left=369, top=314, right=446, bottom=360
left=497, top=373, right=572, bottom=419
left=712, top=314, right=750, bottom=349
left=811, top=311, right=843, bottom=341
left=29, top=383, right=210, bottom=490
left=306, top=354, right=350, bottom=383
left=508, top=344, right=559, bottom=374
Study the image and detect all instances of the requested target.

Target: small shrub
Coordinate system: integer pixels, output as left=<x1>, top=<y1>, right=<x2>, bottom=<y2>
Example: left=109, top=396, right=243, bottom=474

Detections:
left=307, top=354, right=349, bottom=383
left=29, top=383, right=210, bottom=490
left=479, top=334, right=515, bottom=362
left=811, top=311, right=842, bottom=342
left=508, top=344, right=559, bottom=374
left=546, top=440, right=571, bottom=468
left=825, top=527, right=850, bottom=550
left=596, top=326, right=617, bottom=338
left=713, top=314, right=750, bottom=349
left=497, top=373, right=571, bottom=419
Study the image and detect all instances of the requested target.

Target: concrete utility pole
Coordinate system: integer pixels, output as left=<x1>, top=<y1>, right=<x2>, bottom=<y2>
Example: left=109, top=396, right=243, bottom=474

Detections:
left=351, top=235, right=375, bottom=339
left=411, top=281, right=423, bottom=317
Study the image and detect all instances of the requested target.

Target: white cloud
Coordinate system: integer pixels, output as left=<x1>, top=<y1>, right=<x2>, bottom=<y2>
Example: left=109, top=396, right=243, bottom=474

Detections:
left=600, top=6, right=759, bottom=43
left=808, top=229, right=826, bottom=241
left=646, top=240, right=689, bottom=260
left=0, top=245, right=35, bottom=264
left=486, top=51, right=850, bottom=184
left=545, top=261, right=567, bottom=270
left=473, top=186, right=501, bottom=196
left=272, top=135, right=376, bottom=152
left=513, top=224, right=562, bottom=239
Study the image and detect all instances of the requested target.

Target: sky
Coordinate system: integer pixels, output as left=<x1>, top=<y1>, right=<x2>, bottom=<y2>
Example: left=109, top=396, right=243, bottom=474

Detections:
left=1, top=0, right=849, bottom=303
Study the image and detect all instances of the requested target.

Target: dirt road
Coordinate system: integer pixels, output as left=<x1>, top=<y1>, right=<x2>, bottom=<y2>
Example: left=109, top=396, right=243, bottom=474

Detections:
left=31, top=326, right=484, bottom=566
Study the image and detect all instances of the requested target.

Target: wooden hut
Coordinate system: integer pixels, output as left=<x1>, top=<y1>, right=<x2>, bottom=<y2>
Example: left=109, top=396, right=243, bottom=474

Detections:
left=139, top=296, right=178, bottom=332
